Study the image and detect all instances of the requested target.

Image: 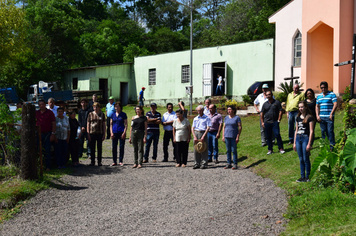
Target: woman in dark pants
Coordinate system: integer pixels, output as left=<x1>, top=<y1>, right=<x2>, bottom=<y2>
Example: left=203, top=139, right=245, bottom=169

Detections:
left=87, top=102, right=106, bottom=166
left=173, top=109, right=191, bottom=167
left=68, top=110, right=80, bottom=167
left=110, top=102, right=127, bottom=166
left=129, top=106, right=147, bottom=169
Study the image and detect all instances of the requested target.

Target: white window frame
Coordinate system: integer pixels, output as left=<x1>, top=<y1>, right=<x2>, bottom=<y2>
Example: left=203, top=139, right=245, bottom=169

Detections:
left=294, top=31, right=302, bottom=67
left=181, top=65, right=190, bottom=83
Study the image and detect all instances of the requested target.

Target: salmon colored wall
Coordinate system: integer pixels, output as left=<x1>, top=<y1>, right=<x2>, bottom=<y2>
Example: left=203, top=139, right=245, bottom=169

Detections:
left=302, top=0, right=354, bottom=94
left=307, top=23, right=334, bottom=91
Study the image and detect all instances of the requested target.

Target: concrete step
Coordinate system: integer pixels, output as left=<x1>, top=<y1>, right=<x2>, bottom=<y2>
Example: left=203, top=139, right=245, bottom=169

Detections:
left=247, top=106, right=258, bottom=114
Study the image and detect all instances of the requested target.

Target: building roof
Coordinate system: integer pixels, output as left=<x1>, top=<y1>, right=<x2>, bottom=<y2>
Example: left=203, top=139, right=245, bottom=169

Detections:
left=268, top=0, right=295, bottom=22
left=65, top=62, right=133, bottom=71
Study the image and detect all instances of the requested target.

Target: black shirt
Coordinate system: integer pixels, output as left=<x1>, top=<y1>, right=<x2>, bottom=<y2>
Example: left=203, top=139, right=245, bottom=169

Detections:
left=131, top=116, right=147, bottom=132
left=69, top=118, right=79, bottom=141
left=296, top=116, right=314, bottom=136
left=78, top=108, right=89, bottom=129
left=261, top=99, right=282, bottom=123
left=305, top=99, right=316, bottom=120
left=146, top=111, right=161, bottom=134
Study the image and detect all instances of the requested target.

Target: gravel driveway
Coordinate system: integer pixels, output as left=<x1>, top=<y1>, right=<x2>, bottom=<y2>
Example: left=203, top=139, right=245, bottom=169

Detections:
left=1, top=139, right=288, bottom=235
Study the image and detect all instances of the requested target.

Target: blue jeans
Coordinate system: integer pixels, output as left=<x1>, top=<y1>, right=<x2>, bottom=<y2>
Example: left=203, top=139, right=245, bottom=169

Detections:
left=215, top=85, right=223, bottom=95
left=144, top=132, right=159, bottom=160
left=288, top=111, right=298, bottom=142
left=112, top=132, right=125, bottom=163
left=40, top=132, right=52, bottom=169
left=320, top=117, right=335, bottom=147
left=264, top=121, right=284, bottom=151
left=208, top=131, right=219, bottom=160
left=55, top=139, right=68, bottom=167
left=79, top=130, right=91, bottom=157
left=296, top=134, right=311, bottom=178
left=139, top=100, right=144, bottom=107
left=225, top=138, right=237, bottom=165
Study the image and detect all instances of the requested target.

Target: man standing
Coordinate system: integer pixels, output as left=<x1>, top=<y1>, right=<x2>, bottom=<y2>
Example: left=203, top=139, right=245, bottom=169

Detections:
left=139, top=87, right=145, bottom=107
left=207, top=104, right=222, bottom=163
left=215, top=73, right=223, bottom=95
left=162, top=103, right=177, bottom=162
left=203, top=98, right=211, bottom=116
left=286, top=84, right=305, bottom=145
left=106, top=96, right=115, bottom=139
left=47, top=97, right=60, bottom=117
left=192, top=105, right=211, bottom=169
left=78, top=98, right=91, bottom=158
left=36, top=99, right=56, bottom=171
left=88, top=94, right=98, bottom=112
left=316, top=81, right=338, bottom=150
left=254, top=83, right=273, bottom=147
left=143, top=103, right=161, bottom=163
left=261, top=91, right=285, bottom=155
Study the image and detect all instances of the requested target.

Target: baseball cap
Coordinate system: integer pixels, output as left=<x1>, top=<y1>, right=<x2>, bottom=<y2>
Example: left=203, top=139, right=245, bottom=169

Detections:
left=262, top=84, right=269, bottom=89
left=150, top=102, right=157, bottom=107
left=109, top=96, right=114, bottom=99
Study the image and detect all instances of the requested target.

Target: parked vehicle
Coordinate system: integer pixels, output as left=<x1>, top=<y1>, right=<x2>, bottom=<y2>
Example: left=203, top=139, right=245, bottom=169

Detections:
left=247, top=81, right=275, bottom=101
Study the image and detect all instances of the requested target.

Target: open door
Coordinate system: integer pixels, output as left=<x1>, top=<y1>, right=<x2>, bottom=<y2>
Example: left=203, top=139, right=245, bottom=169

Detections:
left=120, top=82, right=129, bottom=105
left=202, top=63, right=212, bottom=96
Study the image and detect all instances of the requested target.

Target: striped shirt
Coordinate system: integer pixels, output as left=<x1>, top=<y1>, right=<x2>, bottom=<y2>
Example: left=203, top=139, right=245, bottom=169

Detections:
left=316, top=91, right=337, bottom=117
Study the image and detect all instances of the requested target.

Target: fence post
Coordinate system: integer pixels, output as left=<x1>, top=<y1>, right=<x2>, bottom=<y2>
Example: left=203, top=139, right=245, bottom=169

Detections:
left=20, top=103, right=37, bottom=180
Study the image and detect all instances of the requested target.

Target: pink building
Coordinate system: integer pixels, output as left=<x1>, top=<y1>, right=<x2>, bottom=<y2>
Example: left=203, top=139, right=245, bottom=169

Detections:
left=270, top=0, right=356, bottom=95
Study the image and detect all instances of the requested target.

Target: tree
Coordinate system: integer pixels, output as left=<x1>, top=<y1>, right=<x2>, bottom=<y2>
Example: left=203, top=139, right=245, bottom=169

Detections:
left=123, top=43, right=151, bottom=63
left=0, top=0, right=26, bottom=65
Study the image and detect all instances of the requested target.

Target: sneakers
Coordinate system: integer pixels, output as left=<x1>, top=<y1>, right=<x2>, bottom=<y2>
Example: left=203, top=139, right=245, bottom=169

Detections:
left=279, top=149, right=285, bottom=154
left=261, top=143, right=267, bottom=147
left=296, top=177, right=310, bottom=182
left=192, top=164, right=200, bottom=169
left=232, top=164, right=238, bottom=170
left=224, top=164, right=232, bottom=169
left=200, top=165, right=207, bottom=169
left=267, top=150, right=273, bottom=155
left=214, top=160, right=219, bottom=164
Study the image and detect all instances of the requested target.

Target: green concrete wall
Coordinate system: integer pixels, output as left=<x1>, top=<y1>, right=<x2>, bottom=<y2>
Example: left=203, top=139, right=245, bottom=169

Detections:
left=134, top=39, right=274, bottom=105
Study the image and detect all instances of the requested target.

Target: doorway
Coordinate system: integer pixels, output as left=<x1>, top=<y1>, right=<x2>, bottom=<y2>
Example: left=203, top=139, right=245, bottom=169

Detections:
left=120, top=82, right=129, bottom=105
left=202, top=61, right=227, bottom=96
left=99, top=78, right=108, bottom=104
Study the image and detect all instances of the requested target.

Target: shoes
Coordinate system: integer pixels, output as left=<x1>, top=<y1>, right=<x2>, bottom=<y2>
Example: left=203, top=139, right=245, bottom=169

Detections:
left=200, top=165, right=207, bottom=169
left=176, top=164, right=181, bottom=167
left=224, top=164, right=232, bottom=169
left=305, top=178, right=310, bottom=182
left=111, top=163, right=117, bottom=166
left=214, top=160, right=219, bottom=164
left=261, top=143, right=267, bottom=147
left=267, top=151, right=273, bottom=155
left=208, top=159, right=212, bottom=163
left=232, top=164, right=238, bottom=170
left=98, top=163, right=102, bottom=166
left=181, top=164, right=186, bottom=167
left=193, top=164, right=200, bottom=169
left=119, top=162, right=124, bottom=166
left=296, top=177, right=305, bottom=182
left=162, top=159, right=168, bottom=162
left=137, top=165, right=142, bottom=169
left=152, top=159, right=157, bottom=163
left=279, top=149, right=285, bottom=154
left=143, top=160, right=148, bottom=163
left=89, top=163, right=95, bottom=166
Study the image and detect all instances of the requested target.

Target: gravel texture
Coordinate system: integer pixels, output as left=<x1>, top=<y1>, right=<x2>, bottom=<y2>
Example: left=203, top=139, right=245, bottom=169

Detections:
left=1, top=140, right=288, bottom=235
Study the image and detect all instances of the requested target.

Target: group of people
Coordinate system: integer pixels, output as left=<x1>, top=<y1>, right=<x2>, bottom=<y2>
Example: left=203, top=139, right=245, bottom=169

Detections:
left=254, top=81, right=337, bottom=182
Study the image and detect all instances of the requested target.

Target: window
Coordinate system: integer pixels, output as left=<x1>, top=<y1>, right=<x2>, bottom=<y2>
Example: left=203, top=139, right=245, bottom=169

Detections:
left=294, top=32, right=302, bottom=67
left=181, top=65, right=190, bottom=83
left=149, top=69, right=156, bottom=85
left=72, top=78, right=78, bottom=90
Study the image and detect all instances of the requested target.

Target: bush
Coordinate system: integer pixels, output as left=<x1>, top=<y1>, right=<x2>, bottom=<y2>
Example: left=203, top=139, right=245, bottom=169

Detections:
left=342, top=85, right=351, bottom=102
left=273, top=91, right=287, bottom=103
left=242, top=95, right=252, bottom=106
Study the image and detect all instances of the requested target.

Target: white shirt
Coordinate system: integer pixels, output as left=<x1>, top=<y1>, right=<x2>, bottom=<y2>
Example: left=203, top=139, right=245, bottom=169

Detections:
left=254, top=93, right=274, bottom=111
left=162, top=111, right=177, bottom=131
left=217, top=76, right=222, bottom=86
left=203, top=106, right=210, bottom=116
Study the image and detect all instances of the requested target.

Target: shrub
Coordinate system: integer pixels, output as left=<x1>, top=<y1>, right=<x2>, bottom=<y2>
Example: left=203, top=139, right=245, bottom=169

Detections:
left=242, top=95, right=252, bottom=106
left=342, top=85, right=351, bottom=102
left=273, top=91, right=287, bottom=103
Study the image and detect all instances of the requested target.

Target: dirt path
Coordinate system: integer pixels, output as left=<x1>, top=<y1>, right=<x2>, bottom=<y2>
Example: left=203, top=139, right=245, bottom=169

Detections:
left=0, top=140, right=287, bottom=235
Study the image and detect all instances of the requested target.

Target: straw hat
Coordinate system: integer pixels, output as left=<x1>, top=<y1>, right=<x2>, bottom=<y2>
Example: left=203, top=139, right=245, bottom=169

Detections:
left=194, top=141, right=207, bottom=153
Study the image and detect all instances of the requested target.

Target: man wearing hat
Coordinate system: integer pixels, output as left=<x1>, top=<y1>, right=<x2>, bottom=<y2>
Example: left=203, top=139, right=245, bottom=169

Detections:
left=139, top=87, right=146, bottom=107
left=254, top=84, right=273, bottom=147
left=106, top=96, right=115, bottom=139
left=191, top=105, right=211, bottom=169
left=143, top=102, right=161, bottom=163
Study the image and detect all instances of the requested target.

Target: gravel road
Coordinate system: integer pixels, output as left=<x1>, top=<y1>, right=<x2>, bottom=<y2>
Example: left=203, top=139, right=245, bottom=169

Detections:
left=0, top=140, right=288, bottom=235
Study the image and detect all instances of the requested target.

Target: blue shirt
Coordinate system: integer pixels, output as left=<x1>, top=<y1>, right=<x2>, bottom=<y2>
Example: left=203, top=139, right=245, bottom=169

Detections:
left=106, top=102, right=115, bottom=118
left=146, top=111, right=161, bottom=133
left=192, top=114, right=211, bottom=131
left=162, top=111, right=177, bottom=131
left=139, top=90, right=144, bottom=101
left=224, top=115, right=241, bottom=139
left=111, top=112, right=127, bottom=133
left=316, top=91, right=337, bottom=117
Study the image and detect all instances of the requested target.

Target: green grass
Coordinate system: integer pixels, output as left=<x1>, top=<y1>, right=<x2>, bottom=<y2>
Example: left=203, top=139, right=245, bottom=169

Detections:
left=2, top=106, right=356, bottom=234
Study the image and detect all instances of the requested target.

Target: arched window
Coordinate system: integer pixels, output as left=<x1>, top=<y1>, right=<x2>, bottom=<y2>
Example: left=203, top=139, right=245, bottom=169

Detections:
left=294, top=32, right=302, bottom=67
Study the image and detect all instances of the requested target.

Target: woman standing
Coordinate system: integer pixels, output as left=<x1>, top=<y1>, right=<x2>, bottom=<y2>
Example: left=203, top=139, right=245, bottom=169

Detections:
left=293, top=101, right=314, bottom=183
left=305, top=88, right=316, bottom=120
left=110, top=102, right=127, bottom=166
left=54, top=107, right=70, bottom=169
left=129, top=106, right=147, bottom=168
left=222, top=105, right=242, bottom=170
left=87, top=102, right=106, bottom=166
left=173, top=109, right=191, bottom=167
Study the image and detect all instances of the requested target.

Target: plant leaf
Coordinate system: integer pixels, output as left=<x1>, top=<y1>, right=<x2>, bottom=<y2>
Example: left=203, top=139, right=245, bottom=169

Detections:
left=310, top=146, right=328, bottom=179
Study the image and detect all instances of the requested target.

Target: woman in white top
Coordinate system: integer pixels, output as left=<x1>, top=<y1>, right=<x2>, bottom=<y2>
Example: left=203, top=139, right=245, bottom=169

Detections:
left=173, top=109, right=191, bottom=167
left=54, top=107, right=70, bottom=169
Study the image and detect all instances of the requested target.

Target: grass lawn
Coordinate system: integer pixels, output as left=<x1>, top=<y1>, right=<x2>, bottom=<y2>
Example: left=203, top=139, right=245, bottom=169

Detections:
left=1, top=104, right=356, bottom=234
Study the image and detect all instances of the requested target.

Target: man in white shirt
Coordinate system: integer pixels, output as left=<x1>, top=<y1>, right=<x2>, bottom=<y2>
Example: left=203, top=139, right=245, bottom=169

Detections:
left=254, top=84, right=273, bottom=147
left=203, top=98, right=211, bottom=116
left=215, top=73, right=223, bottom=95
left=162, top=103, right=177, bottom=162
left=47, top=97, right=60, bottom=117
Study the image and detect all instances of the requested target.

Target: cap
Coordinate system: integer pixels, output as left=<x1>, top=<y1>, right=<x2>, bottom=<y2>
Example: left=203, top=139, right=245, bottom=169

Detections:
left=262, top=84, right=269, bottom=89
left=109, top=96, right=114, bottom=100
left=142, top=87, right=146, bottom=90
left=150, top=102, right=157, bottom=107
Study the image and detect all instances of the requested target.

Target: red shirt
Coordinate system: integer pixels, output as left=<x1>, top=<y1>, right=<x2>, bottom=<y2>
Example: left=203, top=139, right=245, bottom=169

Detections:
left=36, top=109, right=55, bottom=133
